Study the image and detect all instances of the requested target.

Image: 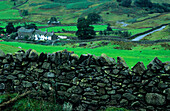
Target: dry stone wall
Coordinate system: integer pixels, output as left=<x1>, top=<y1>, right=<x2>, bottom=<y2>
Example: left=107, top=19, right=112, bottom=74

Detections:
left=0, top=49, right=169, bottom=111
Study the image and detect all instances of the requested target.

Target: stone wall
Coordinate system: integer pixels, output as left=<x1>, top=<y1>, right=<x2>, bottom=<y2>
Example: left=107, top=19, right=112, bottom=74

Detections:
left=0, top=49, right=169, bottom=111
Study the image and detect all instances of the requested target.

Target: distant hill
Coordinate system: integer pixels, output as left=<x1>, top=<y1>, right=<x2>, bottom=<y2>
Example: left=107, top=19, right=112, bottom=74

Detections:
left=0, top=0, right=169, bottom=28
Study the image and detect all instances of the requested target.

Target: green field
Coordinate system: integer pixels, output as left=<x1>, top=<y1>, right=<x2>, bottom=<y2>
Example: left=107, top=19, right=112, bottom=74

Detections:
left=0, top=41, right=169, bottom=68
left=0, top=9, right=22, bottom=20
left=40, top=25, right=108, bottom=32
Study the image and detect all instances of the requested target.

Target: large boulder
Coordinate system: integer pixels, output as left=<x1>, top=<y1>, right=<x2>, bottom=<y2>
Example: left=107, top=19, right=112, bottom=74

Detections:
left=145, top=93, right=166, bottom=105
left=99, top=54, right=116, bottom=66
left=147, top=57, right=163, bottom=71
left=117, top=56, right=128, bottom=69
left=123, top=93, right=136, bottom=101
left=28, top=50, right=38, bottom=61
left=132, top=62, right=146, bottom=75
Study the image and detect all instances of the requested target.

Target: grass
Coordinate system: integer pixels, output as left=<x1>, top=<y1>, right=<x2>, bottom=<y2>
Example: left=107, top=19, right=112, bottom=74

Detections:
left=0, top=92, right=129, bottom=111
left=0, top=41, right=169, bottom=68
left=128, top=28, right=152, bottom=35
left=40, top=25, right=108, bottom=32
left=0, top=1, right=13, bottom=11
left=0, top=9, right=22, bottom=20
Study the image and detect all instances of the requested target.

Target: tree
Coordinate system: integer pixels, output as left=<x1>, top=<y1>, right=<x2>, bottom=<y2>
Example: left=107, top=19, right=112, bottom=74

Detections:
left=76, top=17, right=96, bottom=40
left=0, top=27, right=5, bottom=34
left=116, top=0, right=121, bottom=2
left=106, top=24, right=112, bottom=31
left=120, top=0, right=132, bottom=7
left=6, top=22, right=15, bottom=34
left=50, top=17, right=57, bottom=22
left=24, top=23, right=38, bottom=30
left=134, top=0, right=152, bottom=7
left=87, top=13, right=102, bottom=24
left=22, top=10, right=28, bottom=16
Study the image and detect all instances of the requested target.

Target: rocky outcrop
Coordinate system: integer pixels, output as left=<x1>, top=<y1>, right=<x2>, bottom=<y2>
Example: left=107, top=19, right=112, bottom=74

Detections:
left=0, top=49, right=169, bottom=111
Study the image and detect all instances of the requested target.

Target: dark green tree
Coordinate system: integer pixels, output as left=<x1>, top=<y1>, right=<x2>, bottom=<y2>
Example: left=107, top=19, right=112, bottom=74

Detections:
left=25, top=23, right=38, bottom=30
left=116, top=0, right=121, bottom=2
left=87, top=13, right=102, bottom=24
left=50, top=17, right=57, bottom=22
left=0, top=27, right=5, bottom=34
left=134, top=0, right=152, bottom=7
left=22, top=10, right=28, bottom=16
left=106, top=24, right=112, bottom=31
left=6, top=22, right=15, bottom=34
left=120, top=0, right=132, bottom=7
left=76, top=17, right=96, bottom=40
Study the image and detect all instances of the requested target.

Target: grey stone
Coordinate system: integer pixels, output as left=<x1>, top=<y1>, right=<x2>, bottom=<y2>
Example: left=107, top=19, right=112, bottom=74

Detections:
left=164, top=62, right=170, bottom=73
left=7, top=75, right=17, bottom=79
left=72, top=77, right=79, bottom=85
left=107, top=90, right=116, bottom=94
left=42, top=62, right=51, bottom=69
left=84, top=88, right=95, bottom=92
left=0, top=49, right=5, bottom=58
left=112, top=69, right=119, bottom=74
left=123, top=93, right=136, bottom=101
left=158, top=82, right=168, bottom=89
left=22, top=81, right=32, bottom=88
left=120, top=99, right=128, bottom=106
left=57, top=91, right=70, bottom=98
left=163, top=88, right=170, bottom=100
left=97, top=83, right=106, bottom=87
left=147, top=106, right=155, bottom=111
left=101, top=95, right=109, bottom=100
left=66, top=72, right=75, bottom=80
left=4, top=64, right=10, bottom=70
left=70, top=94, right=81, bottom=103
left=117, top=56, right=128, bottom=69
left=67, top=86, right=83, bottom=94
left=111, top=94, right=122, bottom=100
left=83, top=92, right=96, bottom=96
left=131, top=101, right=140, bottom=107
left=28, top=50, right=38, bottom=61
left=132, top=62, right=146, bottom=75
left=145, top=93, right=166, bottom=105
left=43, top=72, right=55, bottom=78
left=0, top=83, right=5, bottom=90
left=99, top=54, right=116, bottom=66
left=147, top=57, right=163, bottom=71
left=18, top=74, right=26, bottom=79
left=42, top=83, right=51, bottom=90
left=98, top=88, right=106, bottom=95
left=13, top=80, right=20, bottom=85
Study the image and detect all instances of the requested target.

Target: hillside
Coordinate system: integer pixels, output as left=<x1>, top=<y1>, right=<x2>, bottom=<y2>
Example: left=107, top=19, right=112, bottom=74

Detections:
left=0, top=0, right=169, bottom=28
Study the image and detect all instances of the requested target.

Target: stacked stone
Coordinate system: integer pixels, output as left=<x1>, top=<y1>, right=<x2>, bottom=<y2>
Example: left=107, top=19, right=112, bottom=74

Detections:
left=0, top=49, right=169, bottom=111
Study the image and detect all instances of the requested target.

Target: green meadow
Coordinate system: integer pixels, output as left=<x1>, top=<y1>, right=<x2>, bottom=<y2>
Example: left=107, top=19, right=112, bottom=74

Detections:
left=0, top=9, right=22, bottom=20
left=0, top=41, right=169, bottom=68
left=40, top=25, right=108, bottom=32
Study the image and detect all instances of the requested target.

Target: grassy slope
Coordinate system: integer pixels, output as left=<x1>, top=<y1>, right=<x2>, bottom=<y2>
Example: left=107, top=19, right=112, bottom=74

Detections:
left=0, top=0, right=169, bottom=26
left=0, top=41, right=169, bottom=68
left=0, top=1, right=22, bottom=20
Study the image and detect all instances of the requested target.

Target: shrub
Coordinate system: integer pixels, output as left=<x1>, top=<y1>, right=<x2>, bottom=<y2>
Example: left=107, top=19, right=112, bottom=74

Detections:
left=66, top=2, right=94, bottom=9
